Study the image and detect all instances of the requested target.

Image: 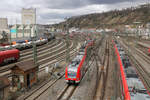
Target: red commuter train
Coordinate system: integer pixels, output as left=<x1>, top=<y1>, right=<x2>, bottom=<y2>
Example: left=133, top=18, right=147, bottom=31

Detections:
left=0, top=49, right=20, bottom=65
left=65, top=40, right=93, bottom=84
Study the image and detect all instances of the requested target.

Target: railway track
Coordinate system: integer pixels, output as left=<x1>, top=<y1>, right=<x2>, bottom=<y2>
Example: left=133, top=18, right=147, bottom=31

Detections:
left=123, top=39, right=150, bottom=68
left=21, top=34, right=100, bottom=100
left=56, top=85, right=76, bottom=100
left=20, top=39, right=59, bottom=56
left=57, top=55, right=95, bottom=100
left=101, top=40, right=110, bottom=100
left=38, top=46, right=79, bottom=72
left=0, top=40, right=61, bottom=72
left=19, top=57, right=78, bottom=100
left=20, top=40, right=61, bottom=60
left=1, top=41, right=77, bottom=77
left=23, top=72, right=65, bottom=100
left=136, top=42, right=150, bottom=56
left=94, top=38, right=110, bottom=100
left=134, top=46, right=150, bottom=67
left=0, top=38, right=76, bottom=73
left=122, top=39, right=150, bottom=77
left=0, top=41, right=64, bottom=74
left=92, top=35, right=105, bottom=99
left=20, top=39, right=55, bottom=54
left=18, top=42, right=81, bottom=100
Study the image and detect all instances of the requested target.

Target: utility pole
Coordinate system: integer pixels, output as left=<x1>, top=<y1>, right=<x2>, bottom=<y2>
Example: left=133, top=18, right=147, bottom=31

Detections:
left=15, top=19, right=18, bottom=38
left=65, top=18, right=70, bottom=63
left=9, top=28, right=11, bottom=44
left=30, top=25, right=32, bottom=38
left=32, top=24, right=37, bottom=65
left=16, top=24, right=18, bottom=38
left=125, top=25, right=129, bottom=54
left=22, top=25, right=24, bottom=38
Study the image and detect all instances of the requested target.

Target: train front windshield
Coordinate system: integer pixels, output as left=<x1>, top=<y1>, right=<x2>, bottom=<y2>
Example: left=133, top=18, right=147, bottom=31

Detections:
left=67, top=67, right=78, bottom=78
left=68, top=71, right=76, bottom=78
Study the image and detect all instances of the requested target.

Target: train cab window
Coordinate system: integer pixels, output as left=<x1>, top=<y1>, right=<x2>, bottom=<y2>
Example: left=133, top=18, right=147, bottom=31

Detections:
left=76, top=62, right=79, bottom=65
left=71, top=63, right=76, bottom=67
left=71, top=61, right=76, bottom=64
left=71, top=60, right=80, bottom=67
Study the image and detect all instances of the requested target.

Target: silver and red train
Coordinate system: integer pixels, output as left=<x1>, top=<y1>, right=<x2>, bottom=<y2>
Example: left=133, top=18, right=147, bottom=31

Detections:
left=65, top=40, right=94, bottom=84
left=0, top=32, right=55, bottom=51
left=114, top=40, right=150, bottom=100
left=0, top=38, right=47, bottom=65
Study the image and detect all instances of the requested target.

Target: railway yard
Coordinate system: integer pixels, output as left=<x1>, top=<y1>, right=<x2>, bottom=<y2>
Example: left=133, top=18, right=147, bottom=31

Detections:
left=0, top=32, right=150, bottom=100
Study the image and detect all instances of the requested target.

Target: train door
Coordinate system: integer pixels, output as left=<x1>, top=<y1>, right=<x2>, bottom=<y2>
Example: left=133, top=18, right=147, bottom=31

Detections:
left=27, top=74, right=30, bottom=87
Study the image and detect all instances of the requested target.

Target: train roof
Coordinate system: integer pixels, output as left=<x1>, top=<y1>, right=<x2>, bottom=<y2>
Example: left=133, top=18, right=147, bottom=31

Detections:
left=68, top=55, right=83, bottom=68
left=68, top=67, right=78, bottom=72
left=76, top=55, right=83, bottom=60
left=127, top=78, right=150, bottom=100
left=78, top=52, right=85, bottom=55
left=130, top=92, right=150, bottom=100
left=0, top=49, right=19, bottom=55
left=127, top=78, right=146, bottom=90
left=70, top=60, right=80, bottom=68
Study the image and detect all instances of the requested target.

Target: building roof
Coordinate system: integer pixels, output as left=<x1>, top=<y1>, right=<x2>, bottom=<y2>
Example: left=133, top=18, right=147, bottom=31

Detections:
left=0, top=77, right=10, bottom=89
left=13, top=60, right=38, bottom=72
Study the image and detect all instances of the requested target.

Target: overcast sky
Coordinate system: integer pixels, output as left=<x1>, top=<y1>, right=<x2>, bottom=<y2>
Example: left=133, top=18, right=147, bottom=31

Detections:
left=0, top=0, right=149, bottom=24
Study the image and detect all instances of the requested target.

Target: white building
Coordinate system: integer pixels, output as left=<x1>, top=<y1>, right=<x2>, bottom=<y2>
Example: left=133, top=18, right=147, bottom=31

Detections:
left=22, top=8, right=36, bottom=25
left=9, top=8, right=46, bottom=40
left=0, top=18, right=9, bottom=42
left=10, top=24, right=45, bottom=39
left=0, top=18, right=8, bottom=30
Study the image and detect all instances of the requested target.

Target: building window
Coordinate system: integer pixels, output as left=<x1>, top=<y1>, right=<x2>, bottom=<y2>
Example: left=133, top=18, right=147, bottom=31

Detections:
left=26, top=20, right=30, bottom=25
